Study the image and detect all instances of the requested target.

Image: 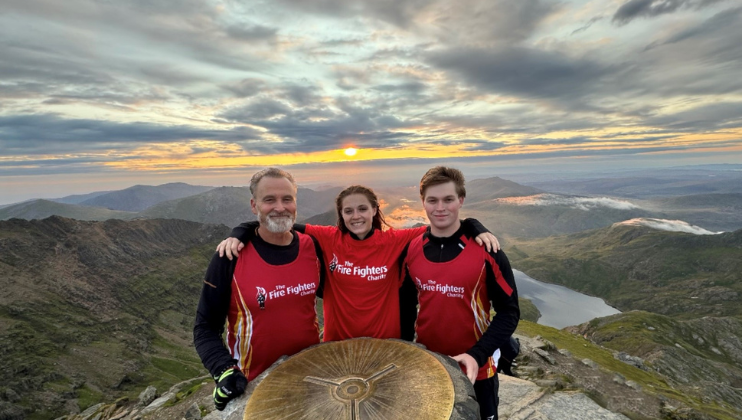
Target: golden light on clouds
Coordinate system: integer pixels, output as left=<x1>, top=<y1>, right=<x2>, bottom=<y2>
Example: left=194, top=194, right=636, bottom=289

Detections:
left=82, top=125, right=742, bottom=173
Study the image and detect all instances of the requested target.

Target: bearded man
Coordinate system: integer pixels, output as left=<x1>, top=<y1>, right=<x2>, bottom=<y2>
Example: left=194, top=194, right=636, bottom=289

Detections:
left=194, top=168, right=326, bottom=411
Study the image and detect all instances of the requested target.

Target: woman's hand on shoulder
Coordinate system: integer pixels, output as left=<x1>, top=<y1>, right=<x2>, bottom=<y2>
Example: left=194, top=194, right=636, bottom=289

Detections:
left=474, top=232, right=500, bottom=253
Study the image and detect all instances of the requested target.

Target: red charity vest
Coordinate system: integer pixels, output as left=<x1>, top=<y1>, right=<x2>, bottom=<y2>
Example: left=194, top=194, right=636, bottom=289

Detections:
left=405, top=234, right=496, bottom=380
left=226, top=233, right=321, bottom=381
left=305, top=224, right=426, bottom=342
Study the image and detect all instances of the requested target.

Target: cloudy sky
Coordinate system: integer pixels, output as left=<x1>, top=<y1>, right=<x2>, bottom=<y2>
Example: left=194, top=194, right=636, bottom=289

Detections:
left=1, top=0, right=741, bottom=203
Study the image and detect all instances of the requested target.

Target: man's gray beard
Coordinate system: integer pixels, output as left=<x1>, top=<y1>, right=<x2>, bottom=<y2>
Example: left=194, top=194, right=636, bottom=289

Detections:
left=260, top=211, right=295, bottom=233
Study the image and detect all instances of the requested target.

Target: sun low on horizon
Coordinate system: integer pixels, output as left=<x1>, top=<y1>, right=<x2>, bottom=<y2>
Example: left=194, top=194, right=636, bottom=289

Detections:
left=1, top=0, right=741, bottom=204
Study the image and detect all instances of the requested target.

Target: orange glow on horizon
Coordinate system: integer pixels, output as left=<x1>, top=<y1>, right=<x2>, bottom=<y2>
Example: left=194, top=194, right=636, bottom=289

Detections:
left=74, top=125, right=742, bottom=172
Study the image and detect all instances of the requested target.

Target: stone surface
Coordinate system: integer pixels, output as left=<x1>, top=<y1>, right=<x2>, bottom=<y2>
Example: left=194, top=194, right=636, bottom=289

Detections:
left=78, top=403, right=104, bottom=420
left=499, top=377, right=630, bottom=420
left=614, top=352, right=645, bottom=370
left=184, top=403, right=201, bottom=420
left=625, top=381, right=642, bottom=391
left=141, top=390, right=178, bottom=415
left=533, top=348, right=556, bottom=365
left=581, top=358, right=598, bottom=369
left=110, top=409, right=130, bottom=420
left=138, top=386, right=157, bottom=407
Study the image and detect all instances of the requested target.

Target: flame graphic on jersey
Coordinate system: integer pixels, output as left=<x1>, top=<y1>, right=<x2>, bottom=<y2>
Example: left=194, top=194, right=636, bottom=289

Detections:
left=329, top=253, right=338, bottom=272
left=231, top=282, right=254, bottom=379
left=470, top=264, right=490, bottom=340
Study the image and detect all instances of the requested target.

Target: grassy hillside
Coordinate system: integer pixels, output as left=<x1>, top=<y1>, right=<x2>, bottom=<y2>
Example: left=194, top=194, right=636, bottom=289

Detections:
left=508, top=225, right=742, bottom=318
left=518, top=298, right=540, bottom=323
left=517, top=319, right=742, bottom=420
left=0, top=217, right=229, bottom=419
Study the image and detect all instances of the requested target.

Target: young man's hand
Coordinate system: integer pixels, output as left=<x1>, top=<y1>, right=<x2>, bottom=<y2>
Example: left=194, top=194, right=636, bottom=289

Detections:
left=452, top=353, right=479, bottom=384
left=213, top=366, right=247, bottom=410
left=216, top=237, right=245, bottom=260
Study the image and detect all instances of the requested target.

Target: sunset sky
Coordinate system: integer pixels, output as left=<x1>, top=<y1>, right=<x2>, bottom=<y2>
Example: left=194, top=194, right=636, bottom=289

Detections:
left=2, top=0, right=741, bottom=204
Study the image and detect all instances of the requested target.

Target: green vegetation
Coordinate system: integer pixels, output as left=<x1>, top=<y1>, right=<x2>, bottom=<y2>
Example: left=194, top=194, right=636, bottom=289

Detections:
left=163, top=379, right=207, bottom=408
left=517, top=321, right=670, bottom=389
left=508, top=225, right=742, bottom=318
left=517, top=319, right=742, bottom=420
left=518, top=298, right=540, bottom=323
left=0, top=217, right=228, bottom=418
left=76, top=384, right=105, bottom=411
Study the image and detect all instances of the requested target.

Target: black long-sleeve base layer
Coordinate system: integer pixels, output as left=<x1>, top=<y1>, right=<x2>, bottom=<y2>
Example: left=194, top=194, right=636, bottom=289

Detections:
left=399, top=224, right=520, bottom=369
left=193, top=230, right=325, bottom=378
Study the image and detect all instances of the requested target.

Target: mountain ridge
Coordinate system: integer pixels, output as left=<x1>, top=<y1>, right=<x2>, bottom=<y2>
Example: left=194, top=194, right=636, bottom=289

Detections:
left=0, top=216, right=229, bottom=419
left=77, top=183, right=215, bottom=212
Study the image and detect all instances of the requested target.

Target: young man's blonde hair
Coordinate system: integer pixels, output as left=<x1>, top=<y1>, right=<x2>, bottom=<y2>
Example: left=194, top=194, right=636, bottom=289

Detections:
left=419, top=166, right=466, bottom=199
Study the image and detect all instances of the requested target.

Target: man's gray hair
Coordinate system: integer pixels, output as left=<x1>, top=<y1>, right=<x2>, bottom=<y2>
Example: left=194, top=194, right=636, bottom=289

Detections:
left=249, top=168, right=297, bottom=196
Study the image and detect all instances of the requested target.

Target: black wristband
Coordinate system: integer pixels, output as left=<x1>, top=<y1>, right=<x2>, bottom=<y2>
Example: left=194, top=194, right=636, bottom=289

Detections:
left=214, top=363, right=240, bottom=380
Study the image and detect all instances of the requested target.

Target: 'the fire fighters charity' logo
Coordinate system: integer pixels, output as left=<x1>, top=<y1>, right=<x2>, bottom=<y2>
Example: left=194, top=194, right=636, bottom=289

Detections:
left=329, top=254, right=339, bottom=272
left=256, top=287, right=267, bottom=310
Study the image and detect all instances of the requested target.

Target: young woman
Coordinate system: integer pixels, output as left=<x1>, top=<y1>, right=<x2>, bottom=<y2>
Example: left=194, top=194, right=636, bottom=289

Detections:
left=217, top=185, right=499, bottom=342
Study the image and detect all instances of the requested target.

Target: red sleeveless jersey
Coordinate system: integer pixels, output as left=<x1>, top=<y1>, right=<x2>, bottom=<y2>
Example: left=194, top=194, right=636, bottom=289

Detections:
left=305, top=224, right=426, bottom=341
left=226, top=233, right=321, bottom=381
left=405, top=234, right=496, bottom=380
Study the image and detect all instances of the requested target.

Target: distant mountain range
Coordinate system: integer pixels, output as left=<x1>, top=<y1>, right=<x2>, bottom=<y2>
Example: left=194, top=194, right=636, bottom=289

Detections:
left=1, top=184, right=342, bottom=230
left=0, top=199, right=136, bottom=221
left=3, top=177, right=742, bottom=238
left=71, top=182, right=215, bottom=212
left=526, top=167, right=742, bottom=199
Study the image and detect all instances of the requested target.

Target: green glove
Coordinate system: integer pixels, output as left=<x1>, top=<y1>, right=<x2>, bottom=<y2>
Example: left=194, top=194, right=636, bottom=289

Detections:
left=213, top=366, right=247, bottom=411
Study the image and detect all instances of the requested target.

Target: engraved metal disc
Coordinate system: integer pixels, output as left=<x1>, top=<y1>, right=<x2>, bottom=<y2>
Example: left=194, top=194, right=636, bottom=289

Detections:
left=243, top=338, right=456, bottom=420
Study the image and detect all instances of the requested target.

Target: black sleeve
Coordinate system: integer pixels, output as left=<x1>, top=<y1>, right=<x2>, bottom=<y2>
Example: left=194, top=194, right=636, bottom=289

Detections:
left=461, top=218, right=490, bottom=238
left=230, top=222, right=258, bottom=244
left=465, top=250, right=520, bottom=368
left=193, top=253, right=239, bottom=378
left=310, top=235, right=326, bottom=299
left=399, top=261, right=418, bottom=341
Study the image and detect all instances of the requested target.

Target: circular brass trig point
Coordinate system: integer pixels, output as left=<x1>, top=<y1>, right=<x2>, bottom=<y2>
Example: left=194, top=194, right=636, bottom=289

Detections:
left=243, top=338, right=456, bottom=420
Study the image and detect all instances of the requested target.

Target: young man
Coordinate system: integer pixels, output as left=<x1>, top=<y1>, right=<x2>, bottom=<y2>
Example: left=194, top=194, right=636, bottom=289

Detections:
left=193, top=168, right=325, bottom=411
left=401, top=166, right=520, bottom=420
